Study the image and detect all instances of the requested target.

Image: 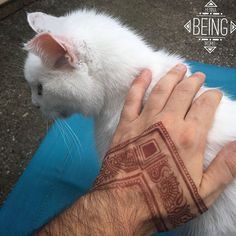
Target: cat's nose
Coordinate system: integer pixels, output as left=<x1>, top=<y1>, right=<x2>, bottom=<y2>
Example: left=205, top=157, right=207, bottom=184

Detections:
left=32, top=97, right=40, bottom=109
left=32, top=102, right=40, bottom=109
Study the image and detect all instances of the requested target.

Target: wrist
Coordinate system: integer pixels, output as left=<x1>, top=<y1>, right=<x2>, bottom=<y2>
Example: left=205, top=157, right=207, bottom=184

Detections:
left=88, top=187, right=156, bottom=236
left=36, top=185, right=156, bottom=236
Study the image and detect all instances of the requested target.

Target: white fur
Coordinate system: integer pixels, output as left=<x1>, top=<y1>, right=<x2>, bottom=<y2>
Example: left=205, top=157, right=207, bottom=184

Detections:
left=24, top=9, right=236, bottom=236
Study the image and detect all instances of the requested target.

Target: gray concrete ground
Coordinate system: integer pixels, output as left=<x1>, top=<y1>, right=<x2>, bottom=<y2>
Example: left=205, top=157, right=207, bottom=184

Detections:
left=0, top=0, right=235, bottom=205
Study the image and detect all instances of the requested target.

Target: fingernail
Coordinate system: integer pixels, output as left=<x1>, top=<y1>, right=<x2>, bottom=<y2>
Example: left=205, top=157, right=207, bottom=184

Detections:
left=212, top=89, right=223, bottom=98
left=174, top=64, right=187, bottom=72
left=141, top=69, right=152, bottom=82
left=133, top=70, right=151, bottom=85
left=142, top=69, right=151, bottom=76
left=194, top=72, right=206, bottom=80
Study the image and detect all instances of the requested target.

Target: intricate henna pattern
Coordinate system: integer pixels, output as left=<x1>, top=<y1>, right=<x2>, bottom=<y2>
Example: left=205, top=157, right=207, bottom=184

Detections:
left=93, top=122, right=207, bottom=232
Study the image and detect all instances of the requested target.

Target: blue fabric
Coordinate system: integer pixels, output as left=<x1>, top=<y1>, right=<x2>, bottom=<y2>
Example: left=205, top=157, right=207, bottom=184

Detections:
left=0, top=61, right=235, bottom=236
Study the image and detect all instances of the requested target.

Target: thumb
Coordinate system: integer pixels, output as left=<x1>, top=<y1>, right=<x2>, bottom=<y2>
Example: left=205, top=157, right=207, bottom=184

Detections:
left=199, top=141, right=236, bottom=207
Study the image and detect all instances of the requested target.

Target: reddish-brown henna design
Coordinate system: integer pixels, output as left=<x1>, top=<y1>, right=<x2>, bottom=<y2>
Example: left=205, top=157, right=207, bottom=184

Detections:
left=93, top=122, right=208, bottom=232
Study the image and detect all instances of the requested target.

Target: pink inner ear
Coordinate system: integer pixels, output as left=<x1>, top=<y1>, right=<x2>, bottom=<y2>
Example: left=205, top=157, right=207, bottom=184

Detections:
left=24, top=33, right=78, bottom=68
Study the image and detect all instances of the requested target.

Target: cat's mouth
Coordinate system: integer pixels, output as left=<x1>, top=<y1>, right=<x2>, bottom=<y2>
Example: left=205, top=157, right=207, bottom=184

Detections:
left=41, top=109, right=70, bottom=120
left=58, top=110, right=70, bottom=119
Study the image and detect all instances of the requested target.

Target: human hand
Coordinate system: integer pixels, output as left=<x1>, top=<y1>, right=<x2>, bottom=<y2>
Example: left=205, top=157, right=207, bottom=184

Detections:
left=92, top=64, right=236, bottom=234
left=37, top=65, right=236, bottom=236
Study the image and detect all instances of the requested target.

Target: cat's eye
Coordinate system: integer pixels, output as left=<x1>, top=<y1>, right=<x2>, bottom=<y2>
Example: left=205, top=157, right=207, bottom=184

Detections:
left=37, top=83, right=43, bottom=96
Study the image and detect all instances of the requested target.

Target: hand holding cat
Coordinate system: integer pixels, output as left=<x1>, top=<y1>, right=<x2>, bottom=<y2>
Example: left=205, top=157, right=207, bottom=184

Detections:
left=92, top=64, right=236, bottom=234
left=37, top=64, right=236, bottom=236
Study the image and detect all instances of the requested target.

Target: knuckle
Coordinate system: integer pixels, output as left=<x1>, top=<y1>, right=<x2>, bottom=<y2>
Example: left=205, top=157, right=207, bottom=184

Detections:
left=133, top=78, right=144, bottom=86
left=132, top=75, right=149, bottom=88
left=125, top=89, right=141, bottom=107
left=159, top=112, right=174, bottom=126
left=124, top=96, right=134, bottom=106
left=152, top=83, right=169, bottom=95
left=178, top=126, right=197, bottom=148
left=130, top=80, right=146, bottom=94
left=175, top=81, right=195, bottom=94
left=175, top=74, right=204, bottom=94
left=125, top=88, right=145, bottom=107
left=189, top=115, right=201, bottom=126
left=167, top=69, right=180, bottom=78
left=224, top=142, right=236, bottom=179
left=225, top=158, right=236, bottom=179
left=195, top=94, right=215, bottom=108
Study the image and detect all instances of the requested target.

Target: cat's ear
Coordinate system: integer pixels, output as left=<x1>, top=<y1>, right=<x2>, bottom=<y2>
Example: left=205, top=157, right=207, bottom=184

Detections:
left=24, top=33, right=79, bottom=69
left=27, top=12, right=58, bottom=33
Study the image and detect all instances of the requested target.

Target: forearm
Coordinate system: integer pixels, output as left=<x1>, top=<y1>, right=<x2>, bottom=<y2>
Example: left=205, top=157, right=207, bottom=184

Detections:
left=36, top=188, right=155, bottom=236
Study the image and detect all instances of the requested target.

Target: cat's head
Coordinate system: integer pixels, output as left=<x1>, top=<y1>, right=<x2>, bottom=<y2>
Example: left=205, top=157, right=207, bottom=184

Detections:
left=24, top=12, right=105, bottom=120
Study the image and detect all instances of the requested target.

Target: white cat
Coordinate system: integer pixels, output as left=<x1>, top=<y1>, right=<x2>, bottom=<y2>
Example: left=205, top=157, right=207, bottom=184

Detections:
left=23, top=10, right=236, bottom=236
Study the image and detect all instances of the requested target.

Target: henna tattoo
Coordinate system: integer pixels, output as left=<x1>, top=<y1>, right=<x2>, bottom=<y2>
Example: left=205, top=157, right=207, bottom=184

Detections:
left=93, top=122, right=207, bottom=232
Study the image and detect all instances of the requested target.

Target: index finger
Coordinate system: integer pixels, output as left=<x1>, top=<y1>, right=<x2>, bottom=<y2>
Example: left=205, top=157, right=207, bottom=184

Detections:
left=119, top=69, right=152, bottom=123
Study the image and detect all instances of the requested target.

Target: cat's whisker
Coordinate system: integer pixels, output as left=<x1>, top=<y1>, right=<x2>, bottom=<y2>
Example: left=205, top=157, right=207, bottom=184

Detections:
left=57, top=119, right=72, bottom=147
left=55, top=119, right=73, bottom=160
left=62, top=120, right=83, bottom=161
left=62, top=120, right=83, bottom=151
left=60, top=120, right=77, bottom=144
left=58, top=119, right=78, bottom=163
